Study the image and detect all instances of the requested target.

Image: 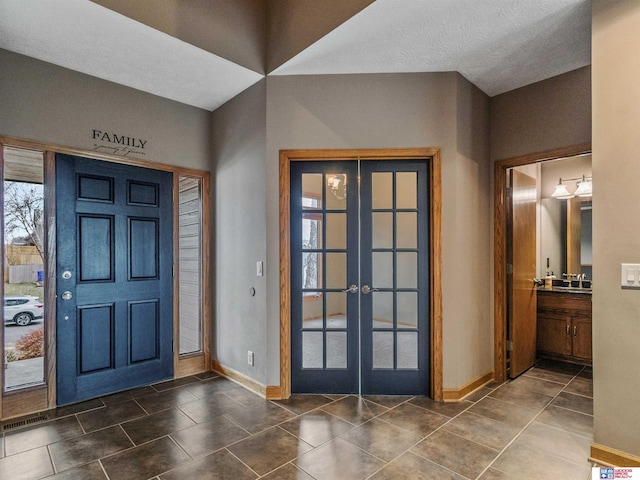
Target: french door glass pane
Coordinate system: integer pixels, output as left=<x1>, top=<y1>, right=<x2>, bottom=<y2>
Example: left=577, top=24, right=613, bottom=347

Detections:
left=396, top=172, right=417, bottom=209
left=302, top=294, right=322, bottom=328
left=372, top=172, right=393, bottom=209
left=302, top=214, right=323, bottom=249
left=303, top=331, right=323, bottom=368
left=326, top=332, right=347, bottom=368
left=396, top=212, right=417, bottom=248
left=325, top=173, right=347, bottom=210
left=3, top=146, right=46, bottom=391
left=373, top=292, right=393, bottom=328
left=325, top=213, right=346, bottom=249
left=397, top=252, right=418, bottom=288
left=372, top=212, right=393, bottom=248
left=302, top=174, right=323, bottom=208
left=397, top=332, right=418, bottom=369
left=326, top=292, right=347, bottom=329
left=373, top=332, right=394, bottom=368
left=303, top=253, right=323, bottom=290
left=325, top=253, right=346, bottom=289
left=397, top=292, right=418, bottom=328
left=372, top=252, right=393, bottom=288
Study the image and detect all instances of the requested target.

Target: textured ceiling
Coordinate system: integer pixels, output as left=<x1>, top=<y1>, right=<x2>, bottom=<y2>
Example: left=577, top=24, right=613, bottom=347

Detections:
left=271, top=0, right=592, bottom=96
left=0, top=0, right=591, bottom=110
left=0, top=0, right=263, bottom=111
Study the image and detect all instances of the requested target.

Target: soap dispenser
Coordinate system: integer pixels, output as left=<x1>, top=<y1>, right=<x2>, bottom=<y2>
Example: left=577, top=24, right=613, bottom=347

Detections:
left=545, top=271, right=555, bottom=290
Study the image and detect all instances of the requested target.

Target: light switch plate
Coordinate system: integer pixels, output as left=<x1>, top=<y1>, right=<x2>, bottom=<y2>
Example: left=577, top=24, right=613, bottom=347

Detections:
left=621, top=263, right=640, bottom=289
left=256, top=261, right=263, bottom=277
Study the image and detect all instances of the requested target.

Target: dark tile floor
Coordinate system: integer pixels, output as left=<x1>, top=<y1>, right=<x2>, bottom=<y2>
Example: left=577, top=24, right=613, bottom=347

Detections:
left=0, top=360, right=594, bottom=480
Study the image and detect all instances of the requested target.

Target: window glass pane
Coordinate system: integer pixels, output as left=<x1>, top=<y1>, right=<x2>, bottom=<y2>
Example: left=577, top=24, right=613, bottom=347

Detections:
left=303, top=213, right=323, bottom=249
left=326, top=332, right=347, bottom=368
left=396, top=172, right=417, bottom=209
left=3, top=146, right=45, bottom=391
left=372, top=172, right=393, bottom=209
left=396, top=212, right=417, bottom=249
left=302, top=292, right=323, bottom=329
left=397, top=332, right=418, bottom=369
left=179, top=176, right=203, bottom=355
left=302, top=331, right=323, bottom=368
left=326, top=292, right=347, bottom=329
left=302, top=174, right=323, bottom=209
left=325, top=253, right=346, bottom=289
left=372, top=212, right=393, bottom=249
left=373, top=332, right=394, bottom=369
left=372, top=292, right=393, bottom=328
left=397, top=252, right=417, bottom=289
left=325, top=173, right=347, bottom=210
left=325, top=213, right=345, bottom=250
left=372, top=252, right=393, bottom=288
left=397, top=292, right=418, bottom=328
left=303, top=253, right=323, bottom=290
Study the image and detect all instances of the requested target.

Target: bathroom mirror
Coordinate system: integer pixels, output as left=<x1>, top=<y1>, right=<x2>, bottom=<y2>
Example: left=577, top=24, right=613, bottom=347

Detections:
left=539, top=154, right=592, bottom=281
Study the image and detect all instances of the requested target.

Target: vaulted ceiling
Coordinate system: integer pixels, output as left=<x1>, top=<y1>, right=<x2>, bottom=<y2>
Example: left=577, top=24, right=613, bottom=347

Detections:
left=0, top=0, right=591, bottom=111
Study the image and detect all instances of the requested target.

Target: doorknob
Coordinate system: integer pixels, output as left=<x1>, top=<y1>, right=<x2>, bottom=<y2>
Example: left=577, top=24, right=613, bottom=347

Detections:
left=61, top=291, right=73, bottom=300
left=342, top=284, right=359, bottom=294
left=361, top=285, right=379, bottom=295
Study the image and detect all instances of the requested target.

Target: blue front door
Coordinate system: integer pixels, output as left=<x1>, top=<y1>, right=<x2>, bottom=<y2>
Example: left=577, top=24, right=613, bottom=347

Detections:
left=290, top=159, right=430, bottom=395
left=56, top=154, right=173, bottom=405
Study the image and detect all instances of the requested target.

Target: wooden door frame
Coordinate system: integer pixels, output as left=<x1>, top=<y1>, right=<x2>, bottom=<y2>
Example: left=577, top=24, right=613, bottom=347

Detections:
left=0, top=135, right=210, bottom=420
left=493, top=143, right=591, bottom=382
left=276, top=148, right=443, bottom=401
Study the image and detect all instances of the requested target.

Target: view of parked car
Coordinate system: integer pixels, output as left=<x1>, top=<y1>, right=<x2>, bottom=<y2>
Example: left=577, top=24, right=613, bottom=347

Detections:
left=4, top=295, right=44, bottom=326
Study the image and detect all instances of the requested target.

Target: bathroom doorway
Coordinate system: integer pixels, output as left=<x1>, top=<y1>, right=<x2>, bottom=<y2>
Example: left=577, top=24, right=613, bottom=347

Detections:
left=494, top=144, right=592, bottom=381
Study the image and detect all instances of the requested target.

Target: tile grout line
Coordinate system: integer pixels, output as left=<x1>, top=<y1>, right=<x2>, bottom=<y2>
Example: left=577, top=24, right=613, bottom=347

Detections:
left=475, top=365, right=592, bottom=479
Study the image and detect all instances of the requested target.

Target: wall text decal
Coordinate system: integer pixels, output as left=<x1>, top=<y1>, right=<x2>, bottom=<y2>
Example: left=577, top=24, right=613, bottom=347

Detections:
left=91, top=129, right=147, bottom=156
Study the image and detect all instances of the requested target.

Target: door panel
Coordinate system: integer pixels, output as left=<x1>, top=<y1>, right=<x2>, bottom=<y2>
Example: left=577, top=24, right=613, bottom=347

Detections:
left=509, top=169, right=538, bottom=378
left=290, top=159, right=430, bottom=395
left=291, top=161, right=359, bottom=393
left=56, top=154, right=173, bottom=405
left=360, top=161, right=429, bottom=395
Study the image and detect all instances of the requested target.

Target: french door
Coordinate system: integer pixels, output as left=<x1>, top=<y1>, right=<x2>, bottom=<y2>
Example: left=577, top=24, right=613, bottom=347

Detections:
left=290, top=159, right=430, bottom=395
left=56, top=154, right=174, bottom=405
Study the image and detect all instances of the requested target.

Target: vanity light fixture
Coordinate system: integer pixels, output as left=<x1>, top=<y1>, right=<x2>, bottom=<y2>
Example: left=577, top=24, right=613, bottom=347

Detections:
left=551, top=175, right=592, bottom=199
left=551, top=178, right=575, bottom=199
left=574, top=175, right=593, bottom=197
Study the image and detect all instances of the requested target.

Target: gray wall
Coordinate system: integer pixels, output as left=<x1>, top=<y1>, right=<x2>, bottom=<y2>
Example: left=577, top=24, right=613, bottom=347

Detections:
left=211, top=80, right=268, bottom=383
left=0, top=49, right=211, bottom=170
left=490, top=66, right=591, bottom=161
left=592, top=0, right=640, bottom=458
left=263, top=73, right=492, bottom=388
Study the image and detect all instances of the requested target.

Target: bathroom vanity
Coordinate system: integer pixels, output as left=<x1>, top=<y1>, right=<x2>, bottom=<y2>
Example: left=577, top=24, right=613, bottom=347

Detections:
left=536, top=288, right=592, bottom=364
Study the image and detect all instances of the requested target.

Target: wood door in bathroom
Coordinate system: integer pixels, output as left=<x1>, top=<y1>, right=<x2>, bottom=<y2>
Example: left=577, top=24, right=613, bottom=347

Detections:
left=508, top=169, right=537, bottom=378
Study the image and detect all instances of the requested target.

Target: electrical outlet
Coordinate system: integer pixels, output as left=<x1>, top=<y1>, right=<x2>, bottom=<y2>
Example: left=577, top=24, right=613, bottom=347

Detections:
left=247, top=351, right=254, bottom=366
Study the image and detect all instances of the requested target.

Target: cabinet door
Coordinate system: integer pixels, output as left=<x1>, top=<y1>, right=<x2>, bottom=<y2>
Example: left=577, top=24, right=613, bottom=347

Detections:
left=571, top=316, right=592, bottom=360
left=537, top=313, right=571, bottom=356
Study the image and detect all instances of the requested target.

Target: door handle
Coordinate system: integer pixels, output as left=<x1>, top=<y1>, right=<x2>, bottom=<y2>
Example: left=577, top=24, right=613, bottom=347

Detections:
left=342, top=284, right=359, bottom=294
left=361, top=285, right=379, bottom=295
left=573, top=325, right=577, bottom=338
left=566, top=324, right=570, bottom=336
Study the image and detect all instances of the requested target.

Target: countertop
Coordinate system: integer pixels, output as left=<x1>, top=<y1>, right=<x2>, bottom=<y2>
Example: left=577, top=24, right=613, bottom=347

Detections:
left=537, top=286, right=592, bottom=295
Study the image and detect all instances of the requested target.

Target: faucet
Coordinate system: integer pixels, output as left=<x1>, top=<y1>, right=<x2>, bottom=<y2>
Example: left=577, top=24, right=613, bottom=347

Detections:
left=579, top=273, right=587, bottom=288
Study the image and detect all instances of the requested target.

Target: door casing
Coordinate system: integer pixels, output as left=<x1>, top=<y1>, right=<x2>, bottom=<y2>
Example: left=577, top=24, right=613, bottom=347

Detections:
left=493, top=143, right=592, bottom=382
left=276, top=148, right=443, bottom=401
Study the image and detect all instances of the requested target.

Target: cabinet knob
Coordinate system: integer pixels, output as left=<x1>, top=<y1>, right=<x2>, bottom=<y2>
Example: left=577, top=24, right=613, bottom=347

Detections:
left=574, top=325, right=577, bottom=337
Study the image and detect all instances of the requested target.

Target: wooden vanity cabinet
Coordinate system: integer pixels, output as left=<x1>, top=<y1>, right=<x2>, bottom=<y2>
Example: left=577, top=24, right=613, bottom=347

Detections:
left=536, top=291, right=592, bottom=363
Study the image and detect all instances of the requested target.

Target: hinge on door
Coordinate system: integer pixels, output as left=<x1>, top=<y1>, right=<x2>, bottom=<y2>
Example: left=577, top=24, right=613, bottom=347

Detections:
left=506, top=187, right=513, bottom=198
left=506, top=340, right=513, bottom=352
left=506, top=263, right=513, bottom=275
